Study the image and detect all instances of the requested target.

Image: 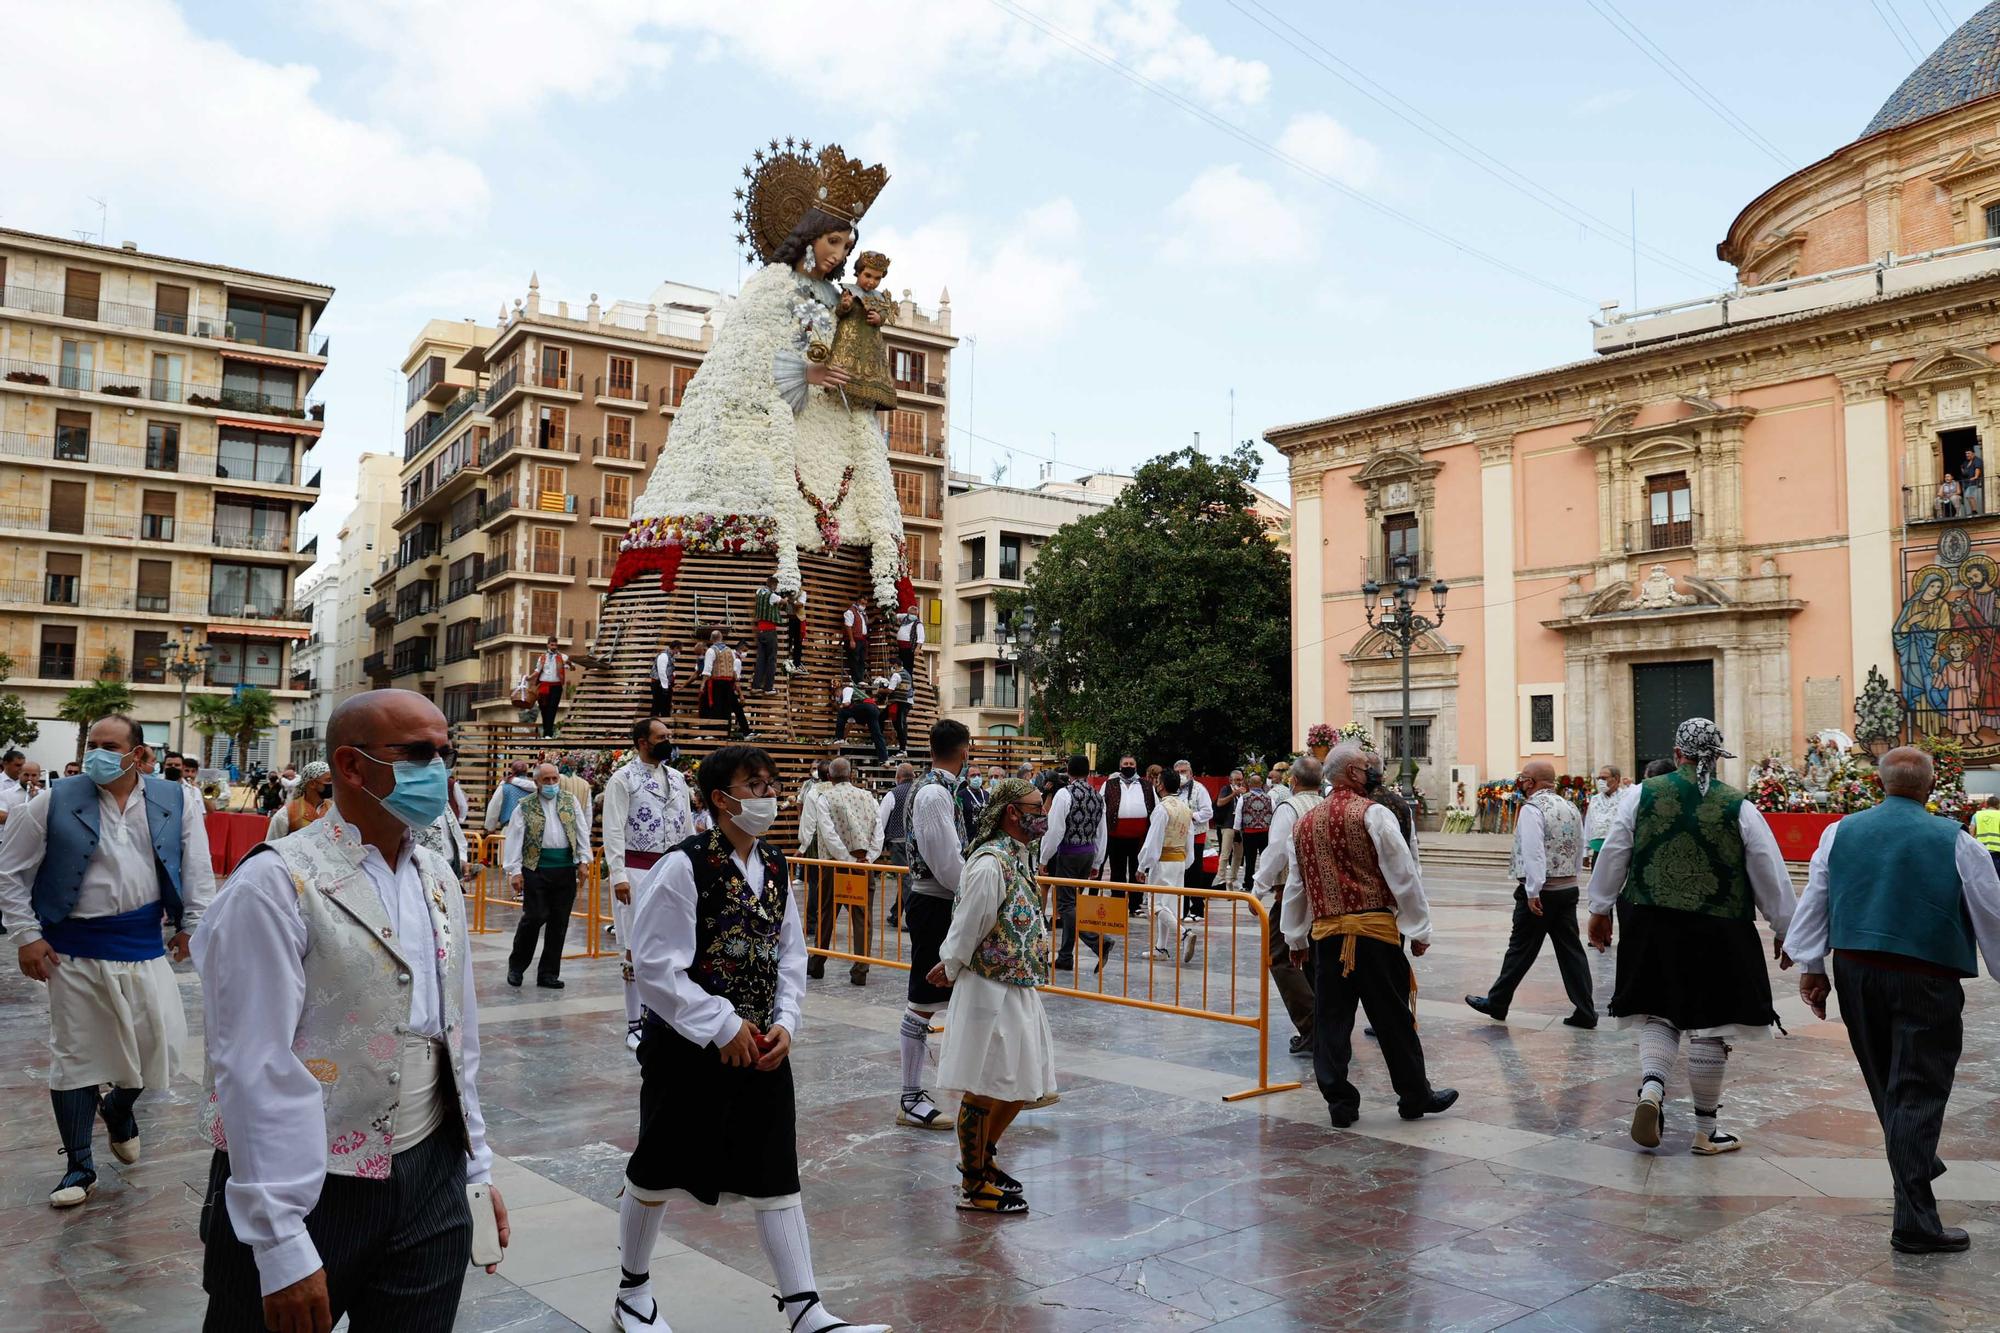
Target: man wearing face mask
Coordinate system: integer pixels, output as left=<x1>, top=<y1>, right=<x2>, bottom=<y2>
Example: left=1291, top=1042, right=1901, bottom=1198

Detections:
left=193, top=688, right=507, bottom=1332
left=605, top=719, right=694, bottom=1052
left=501, top=761, right=592, bottom=989
left=613, top=744, right=891, bottom=1333
left=897, top=719, right=974, bottom=1132
left=1103, top=755, right=1155, bottom=912
left=1584, top=765, right=1623, bottom=868
left=1465, top=759, right=1598, bottom=1029
left=0, top=713, right=216, bottom=1209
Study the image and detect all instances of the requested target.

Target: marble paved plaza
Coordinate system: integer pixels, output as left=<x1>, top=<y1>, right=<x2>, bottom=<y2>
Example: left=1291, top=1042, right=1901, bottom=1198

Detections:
left=7, top=865, right=2000, bottom=1331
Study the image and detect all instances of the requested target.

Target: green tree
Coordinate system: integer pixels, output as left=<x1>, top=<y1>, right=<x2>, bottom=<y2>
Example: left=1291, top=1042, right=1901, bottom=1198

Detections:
left=56, top=680, right=136, bottom=762
left=185, top=693, right=235, bottom=766
left=1015, top=443, right=1291, bottom=773
left=224, top=688, right=279, bottom=767
left=0, top=653, right=38, bottom=753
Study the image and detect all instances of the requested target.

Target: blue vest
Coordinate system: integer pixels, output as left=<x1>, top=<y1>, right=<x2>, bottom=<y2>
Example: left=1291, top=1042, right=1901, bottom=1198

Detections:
left=1826, top=795, right=1978, bottom=977
left=30, top=773, right=186, bottom=931
left=496, top=781, right=529, bottom=827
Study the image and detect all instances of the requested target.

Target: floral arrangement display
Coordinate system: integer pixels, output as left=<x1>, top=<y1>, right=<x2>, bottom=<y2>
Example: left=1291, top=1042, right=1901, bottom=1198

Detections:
left=552, top=747, right=630, bottom=792
left=1920, top=732, right=1966, bottom=790
left=1853, top=665, right=1901, bottom=747
left=1475, top=778, right=1518, bottom=833
left=1335, top=720, right=1377, bottom=750
left=1827, top=758, right=1884, bottom=814
left=1440, top=806, right=1477, bottom=834
left=795, top=464, right=856, bottom=551
left=609, top=512, right=780, bottom=593
left=1747, top=751, right=1815, bottom=813
left=1304, top=723, right=1335, bottom=753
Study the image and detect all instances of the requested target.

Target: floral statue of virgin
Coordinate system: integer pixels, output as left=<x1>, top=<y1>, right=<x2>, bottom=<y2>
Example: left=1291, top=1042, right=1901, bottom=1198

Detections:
left=617, top=138, right=914, bottom=609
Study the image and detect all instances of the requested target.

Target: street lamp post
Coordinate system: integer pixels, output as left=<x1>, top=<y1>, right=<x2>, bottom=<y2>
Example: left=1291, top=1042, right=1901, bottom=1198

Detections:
left=996, top=604, right=1059, bottom=740
left=1361, top=556, right=1449, bottom=799
left=160, top=627, right=212, bottom=757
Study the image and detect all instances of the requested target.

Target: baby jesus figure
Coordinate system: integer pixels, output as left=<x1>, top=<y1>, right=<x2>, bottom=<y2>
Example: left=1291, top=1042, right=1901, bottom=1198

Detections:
left=824, top=249, right=898, bottom=410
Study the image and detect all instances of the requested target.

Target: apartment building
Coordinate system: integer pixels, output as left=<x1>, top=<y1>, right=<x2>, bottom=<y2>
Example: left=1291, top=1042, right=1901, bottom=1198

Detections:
left=371, top=275, right=956, bottom=729
left=941, top=472, right=1133, bottom=735
left=328, top=452, right=401, bottom=708
left=289, top=564, right=334, bottom=763
left=0, top=227, right=329, bottom=760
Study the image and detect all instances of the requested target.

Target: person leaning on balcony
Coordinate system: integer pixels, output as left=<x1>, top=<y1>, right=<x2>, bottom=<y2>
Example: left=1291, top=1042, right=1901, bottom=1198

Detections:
left=531, top=637, right=569, bottom=739
left=1964, top=450, right=1986, bottom=516
left=1938, top=473, right=1964, bottom=521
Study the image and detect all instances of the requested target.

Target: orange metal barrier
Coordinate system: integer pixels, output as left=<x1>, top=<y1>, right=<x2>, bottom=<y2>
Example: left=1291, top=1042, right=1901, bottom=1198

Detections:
left=794, top=856, right=1300, bottom=1103
left=465, top=859, right=608, bottom=961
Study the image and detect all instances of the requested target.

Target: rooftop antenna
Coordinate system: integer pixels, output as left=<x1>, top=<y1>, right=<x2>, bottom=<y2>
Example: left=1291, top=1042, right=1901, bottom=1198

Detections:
left=87, top=195, right=107, bottom=244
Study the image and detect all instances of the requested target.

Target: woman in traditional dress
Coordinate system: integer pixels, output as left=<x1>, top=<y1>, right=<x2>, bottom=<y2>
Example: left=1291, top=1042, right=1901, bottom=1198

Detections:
left=1896, top=569, right=1952, bottom=733
left=926, top=778, right=1058, bottom=1215
left=627, top=143, right=908, bottom=607
left=263, top=760, right=330, bottom=838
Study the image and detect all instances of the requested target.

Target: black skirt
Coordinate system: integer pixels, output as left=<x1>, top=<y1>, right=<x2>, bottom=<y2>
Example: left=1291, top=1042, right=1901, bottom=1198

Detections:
left=626, top=1016, right=799, bottom=1205
left=1610, top=900, right=1777, bottom=1031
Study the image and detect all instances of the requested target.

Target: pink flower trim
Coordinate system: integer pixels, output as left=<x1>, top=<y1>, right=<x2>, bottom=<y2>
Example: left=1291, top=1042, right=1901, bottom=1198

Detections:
left=355, top=1154, right=391, bottom=1180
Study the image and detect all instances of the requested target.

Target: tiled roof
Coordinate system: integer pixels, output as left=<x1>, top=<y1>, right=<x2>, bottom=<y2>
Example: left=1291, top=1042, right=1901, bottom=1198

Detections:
left=1863, top=1, right=2000, bottom=137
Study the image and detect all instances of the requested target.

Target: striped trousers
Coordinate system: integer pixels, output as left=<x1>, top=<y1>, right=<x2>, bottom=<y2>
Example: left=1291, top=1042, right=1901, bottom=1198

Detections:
left=1833, top=955, right=1965, bottom=1239
left=200, top=1131, right=472, bottom=1331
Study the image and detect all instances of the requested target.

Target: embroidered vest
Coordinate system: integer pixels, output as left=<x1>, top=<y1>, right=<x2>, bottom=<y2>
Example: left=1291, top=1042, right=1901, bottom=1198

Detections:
left=678, top=829, right=789, bottom=1028
left=198, top=818, right=469, bottom=1180
left=826, top=784, right=878, bottom=856
left=31, top=774, right=185, bottom=930
left=1268, top=790, right=1323, bottom=888
left=1238, top=788, right=1274, bottom=831
left=963, top=836, right=1051, bottom=987
left=1511, top=789, right=1583, bottom=885
left=1624, top=766, right=1752, bottom=920
left=1061, top=779, right=1103, bottom=848
left=883, top=781, right=914, bottom=844
left=522, top=794, right=583, bottom=871
left=620, top=762, right=689, bottom=856
left=1106, top=777, right=1155, bottom=834
left=1159, top=796, right=1192, bottom=862
left=711, top=646, right=738, bottom=679
left=905, top=769, right=970, bottom=885
left=1295, top=788, right=1395, bottom=920
left=1827, top=796, right=1979, bottom=976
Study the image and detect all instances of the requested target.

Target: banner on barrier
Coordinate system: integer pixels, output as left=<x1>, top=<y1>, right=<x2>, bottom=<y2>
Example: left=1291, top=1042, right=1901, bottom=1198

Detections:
left=1074, top=895, right=1128, bottom=935
left=832, top=867, right=871, bottom=908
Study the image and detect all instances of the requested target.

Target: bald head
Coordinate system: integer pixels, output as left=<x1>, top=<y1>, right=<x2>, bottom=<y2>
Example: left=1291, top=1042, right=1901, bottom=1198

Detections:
left=895, top=761, right=914, bottom=783
left=326, top=689, right=449, bottom=824
left=1878, top=746, right=1935, bottom=800
left=828, top=757, right=852, bottom=782
left=1520, top=759, right=1556, bottom=794
left=1289, top=757, right=1321, bottom=790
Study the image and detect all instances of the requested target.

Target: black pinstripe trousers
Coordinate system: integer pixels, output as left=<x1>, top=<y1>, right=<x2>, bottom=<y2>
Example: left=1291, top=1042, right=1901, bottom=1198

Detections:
left=1833, top=954, right=1965, bottom=1239
left=200, top=1131, right=472, bottom=1331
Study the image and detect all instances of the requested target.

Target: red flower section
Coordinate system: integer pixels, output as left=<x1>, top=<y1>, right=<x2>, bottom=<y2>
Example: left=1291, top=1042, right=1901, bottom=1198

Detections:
left=610, top=543, right=685, bottom=594
left=895, top=573, right=917, bottom=612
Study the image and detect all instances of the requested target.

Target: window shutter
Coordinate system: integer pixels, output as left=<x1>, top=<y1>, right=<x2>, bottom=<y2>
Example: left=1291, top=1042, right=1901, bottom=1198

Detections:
left=49, top=480, right=86, bottom=533
left=63, top=268, right=101, bottom=320
left=155, top=283, right=189, bottom=331
left=47, top=551, right=81, bottom=577
left=136, top=559, right=170, bottom=598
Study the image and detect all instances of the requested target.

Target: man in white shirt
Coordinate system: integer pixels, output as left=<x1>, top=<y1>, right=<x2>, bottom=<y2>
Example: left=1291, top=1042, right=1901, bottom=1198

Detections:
left=1284, top=744, right=1454, bottom=1127
left=1790, top=746, right=2000, bottom=1255
left=1041, top=753, right=1112, bottom=972
left=483, top=761, right=535, bottom=832
left=650, top=641, right=677, bottom=718
left=834, top=679, right=888, bottom=764
left=894, top=610, right=924, bottom=675
left=1465, top=759, right=1597, bottom=1029
left=0, top=747, right=30, bottom=845
left=502, top=761, right=592, bottom=989
left=1173, top=760, right=1215, bottom=921
left=1137, top=769, right=1197, bottom=962
left=874, top=761, right=916, bottom=929
left=803, top=758, right=883, bottom=987
left=842, top=597, right=870, bottom=683
left=699, top=629, right=753, bottom=739
left=898, top=719, right=973, bottom=1130
left=1584, top=763, right=1624, bottom=867
left=0, top=714, right=215, bottom=1209
left=1254, top=758, right=1323, bottom=1056
left=604, top=718, right=694, bottom=1051
left=194, top=689, right=506, bottom=1332
left=532, top=636, right=570, bottom=739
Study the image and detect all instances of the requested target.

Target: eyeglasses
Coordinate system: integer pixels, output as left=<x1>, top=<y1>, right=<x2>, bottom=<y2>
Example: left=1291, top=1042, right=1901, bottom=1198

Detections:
left=727, top=779, right=780, bottom=798
left=369, top=741, right=458, bottom=766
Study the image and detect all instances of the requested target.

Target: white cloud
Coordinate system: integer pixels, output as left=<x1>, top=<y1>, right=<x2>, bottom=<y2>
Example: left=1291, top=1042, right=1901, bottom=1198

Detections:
left=1274, top=112, right=1379, bottom=188
left=0, top=0, right=487, bottom=240
left=866, top=198, right=1091, bottom=343
left=1162, top=165, right=1316, bottom=266
left=317, top=0, right=1267, bottom=131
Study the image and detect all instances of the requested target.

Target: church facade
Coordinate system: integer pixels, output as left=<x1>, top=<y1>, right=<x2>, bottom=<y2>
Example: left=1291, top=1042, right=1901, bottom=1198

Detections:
left=1268, top=4, right=2000, bottom=811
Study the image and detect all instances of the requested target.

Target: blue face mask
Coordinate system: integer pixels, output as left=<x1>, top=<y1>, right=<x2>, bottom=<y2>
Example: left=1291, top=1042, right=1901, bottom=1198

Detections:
left=83, top=747, right=134, bottom=786
left=352, top=751, right=450, bottom=829
left=540, top=783, right=561, bottom=801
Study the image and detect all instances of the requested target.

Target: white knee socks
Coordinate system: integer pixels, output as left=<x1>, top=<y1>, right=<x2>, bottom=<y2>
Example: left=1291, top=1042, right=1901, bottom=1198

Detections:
left=754, top=1199, right=844, bottom=1333
left=899, top=1008, right=934, bottom=1113
left=623, top=975, right=642, bottom=1026
left=1687, top=1036, right=1728, bottom=1128
left=618, top=1191, right=667, bottom=1287
left=1637, top=1017, right=1679, bottom=1094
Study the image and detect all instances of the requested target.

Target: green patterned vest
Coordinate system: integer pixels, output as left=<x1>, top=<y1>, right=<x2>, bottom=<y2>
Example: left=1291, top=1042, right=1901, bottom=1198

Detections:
left=962, top=835, right=1051, bottom=987
left=1624, top=765, right=1751, bottom=920
left=522, top=793, right=583, bottom=870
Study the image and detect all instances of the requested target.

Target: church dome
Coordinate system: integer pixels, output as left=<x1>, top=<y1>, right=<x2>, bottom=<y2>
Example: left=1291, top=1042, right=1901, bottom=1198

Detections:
left=1863, top=1, right=2000, bottom=138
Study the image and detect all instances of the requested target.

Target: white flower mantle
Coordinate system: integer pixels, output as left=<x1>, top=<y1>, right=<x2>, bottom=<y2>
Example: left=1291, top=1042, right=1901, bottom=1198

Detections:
left=633, top=262, right=909, bottom=605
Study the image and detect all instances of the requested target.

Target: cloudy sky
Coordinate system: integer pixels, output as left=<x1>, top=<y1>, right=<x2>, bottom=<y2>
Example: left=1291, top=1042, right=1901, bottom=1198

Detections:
left=0, top=0, right=1966, bottom=556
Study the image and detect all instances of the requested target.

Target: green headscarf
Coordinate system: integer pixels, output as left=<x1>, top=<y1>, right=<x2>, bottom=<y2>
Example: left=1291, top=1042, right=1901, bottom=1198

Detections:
left=969, top=777, right=1038, bottom=852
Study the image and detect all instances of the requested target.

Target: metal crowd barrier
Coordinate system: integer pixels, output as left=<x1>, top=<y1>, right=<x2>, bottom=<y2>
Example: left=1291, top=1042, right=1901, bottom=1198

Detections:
left=464, top=857, right=609, bottom=962
left=791, top=855, right=1301, bottom=1103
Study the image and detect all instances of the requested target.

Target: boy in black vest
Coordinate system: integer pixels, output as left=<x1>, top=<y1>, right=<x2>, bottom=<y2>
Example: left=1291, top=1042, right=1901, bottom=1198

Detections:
left=613, top=745, right=890, bottom=1333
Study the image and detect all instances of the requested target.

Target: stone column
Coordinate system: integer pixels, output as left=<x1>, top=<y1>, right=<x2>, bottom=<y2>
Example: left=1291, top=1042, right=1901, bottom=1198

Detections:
left=1480, top=438, right=1518, bottom=777
left=1841, top=371, right=1897, bottom=705
left=1292, top=469, right=1325, bottom=744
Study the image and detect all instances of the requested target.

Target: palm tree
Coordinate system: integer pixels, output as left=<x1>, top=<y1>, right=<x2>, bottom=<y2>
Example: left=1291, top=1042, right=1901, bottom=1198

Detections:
left=56, top=680, right=137, bottom=763
left=185, top=693, right=235, bottom=770
left=226, top=688, right=279, bottom=771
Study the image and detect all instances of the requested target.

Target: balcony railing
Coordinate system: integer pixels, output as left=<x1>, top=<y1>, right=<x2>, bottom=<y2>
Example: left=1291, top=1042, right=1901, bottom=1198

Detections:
left=37, top=652, right=77, bottom=679
left=475, top=617, right=507, bottom=643
left=534, top=369, right=581, bottom=392
left=1362, top=549, right=1437, bottom=587
left=394, top=590, right=439, bottom=622
left=909, top=559, right=942, bottom=582
left=589, top=435, right=651, bottom=465
left=593, top=374, right=651, bottom=404
left=588, top=496, right=631, bottom=521
left=478, top=429, right=517, bottom=470
left=489, top=362, right=520, bottom=402
left=1624, top=513, right=1700, bottom=554
left=478, top=488, right=517, bottom=526
left=432, top=388, right=486, bottom=440
left=894, top=377, right=947, bottom=398
left=898, top=489, right=944, bottom=521
left=888, top=432, right=945, bottom=458
left=0, top=577, right=301, bottom=620
left=0, top=282, right=311, bottom=345
left=391, top=641, right=435, bottom=676
left=0, top=428, right=203, bottom=474
left=958, top=561, right=983, bottom=582
left=474, top=680, right=512, bottom=701
left=955, top=624, right=991, bottom=645
left=395, top=537, right=440, bottom=569
left=446, top=573, right=482, bottom=603
left=362, top=651, right=389, bottom=678
left=1906, top=483, right=1994, bottom=525
left=208, top=596, right=296, bottom=621
left=365, top=598, right=392, bottom=625
left=213, top=524, right=295, bottom=553
left=954, top=687, right=984, bottom=708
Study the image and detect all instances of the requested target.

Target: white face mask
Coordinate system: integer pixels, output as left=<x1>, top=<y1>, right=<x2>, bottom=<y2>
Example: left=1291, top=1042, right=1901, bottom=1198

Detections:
left=729, top=795, right=779, bottom=837
left=1594, top=778, right=1608, bottom=794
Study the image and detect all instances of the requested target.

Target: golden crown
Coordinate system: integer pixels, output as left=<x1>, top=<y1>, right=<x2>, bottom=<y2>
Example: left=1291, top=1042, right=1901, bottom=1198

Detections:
left=732, top=137, right=890, bottom=265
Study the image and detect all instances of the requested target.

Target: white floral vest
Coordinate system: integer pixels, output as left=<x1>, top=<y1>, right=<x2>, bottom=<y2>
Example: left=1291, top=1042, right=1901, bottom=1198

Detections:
left=1511, top=789, right=1584, bottom=887
left=199, top=818, right=470, bottom=1181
